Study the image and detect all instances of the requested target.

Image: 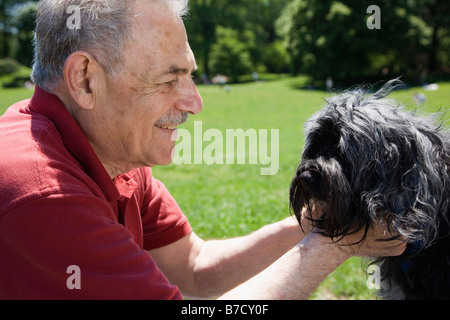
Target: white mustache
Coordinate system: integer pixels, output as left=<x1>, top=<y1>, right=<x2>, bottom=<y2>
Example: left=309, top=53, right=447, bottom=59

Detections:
left=155, top=112, right=189, bottom=127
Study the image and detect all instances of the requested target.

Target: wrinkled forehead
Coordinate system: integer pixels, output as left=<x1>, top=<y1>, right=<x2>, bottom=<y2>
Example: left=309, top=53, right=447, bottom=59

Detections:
left=131, top=1, right=187, bottom=44
left=127, top=2, right=192, bottom=67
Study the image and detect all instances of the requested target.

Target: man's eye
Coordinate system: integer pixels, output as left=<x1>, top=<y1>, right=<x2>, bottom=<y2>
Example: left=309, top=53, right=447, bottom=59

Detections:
left=165, top=80, right=177, bottom=87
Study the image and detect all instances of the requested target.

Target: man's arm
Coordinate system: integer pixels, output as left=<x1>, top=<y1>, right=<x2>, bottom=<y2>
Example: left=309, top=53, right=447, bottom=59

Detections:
left=219, top=223, right=406, bottom=300
left=218, top=232, right=346, bottom=299
left=148, top=216, right=304, bottom=299
left=149, top=214, right=406, bottom=300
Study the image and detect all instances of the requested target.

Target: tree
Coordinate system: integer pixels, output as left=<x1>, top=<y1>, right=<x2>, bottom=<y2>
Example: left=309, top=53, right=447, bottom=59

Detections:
left=185, top=0, right=291, bottom=78
left=276, top=0, right=441, bottom=84
left=13, top=2, right=37, bottom=67
left=261, top=40, right=290, bottom=74
left=208, top=27, right=253, bottom=82
left=0, top=0, right=37, bottom=59
left=0, top=0, right=15, bottom=57
left=409, top=0, right=450, bottom=75
left=185, top=0, right=249, bottom=77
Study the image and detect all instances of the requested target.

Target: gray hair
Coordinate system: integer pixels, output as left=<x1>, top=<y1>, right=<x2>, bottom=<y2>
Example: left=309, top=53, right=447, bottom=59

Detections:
left=31, top=0, right=189, bottom=93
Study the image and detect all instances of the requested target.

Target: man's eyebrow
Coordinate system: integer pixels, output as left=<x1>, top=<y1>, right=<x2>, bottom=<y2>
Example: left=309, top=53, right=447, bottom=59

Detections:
left=164, top=64, right=198, bottom=76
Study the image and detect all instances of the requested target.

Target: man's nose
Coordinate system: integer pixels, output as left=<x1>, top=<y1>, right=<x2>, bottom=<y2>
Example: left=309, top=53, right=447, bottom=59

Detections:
left=175, top=78, right=203, bottom=115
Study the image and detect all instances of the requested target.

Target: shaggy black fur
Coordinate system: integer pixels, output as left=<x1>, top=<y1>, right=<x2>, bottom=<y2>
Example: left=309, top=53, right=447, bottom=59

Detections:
left=289, top=80, right=450, bottom=299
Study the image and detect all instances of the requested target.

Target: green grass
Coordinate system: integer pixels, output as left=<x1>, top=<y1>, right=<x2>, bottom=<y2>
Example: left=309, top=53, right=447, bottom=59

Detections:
left=0, top=66, right=34, bottom=110
left=152, top=77, right=449, bottom=300
left=0, top=87, right=34, bottom=111
left=1, top=76, right=449, bottom=299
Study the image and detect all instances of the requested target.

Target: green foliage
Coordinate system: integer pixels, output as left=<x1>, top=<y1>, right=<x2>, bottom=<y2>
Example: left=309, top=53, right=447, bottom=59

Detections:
left=261, top=40, right=290, bottom=74
left=2, top=72, right=31, bottom=88
left=0, top=57, right=19, bottom=76
left=276, top=0, right=450, bottom=83
left=1, top=0, right=449, bottom=87
left=0, top=58, right=31, bottom=88
left=0, top=0, right=38, bottom=59
left=185, top=0, right=291, bottom=79
left=13, top=2, right=38, bottom=67
left=208, top=27, right=253, bottom=82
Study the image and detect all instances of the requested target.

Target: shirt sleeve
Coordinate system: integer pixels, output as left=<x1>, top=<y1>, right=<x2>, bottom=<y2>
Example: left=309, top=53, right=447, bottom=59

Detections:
left=136, top=168, right=192, bottom=251
left=0, top=192, right=183, bottom=300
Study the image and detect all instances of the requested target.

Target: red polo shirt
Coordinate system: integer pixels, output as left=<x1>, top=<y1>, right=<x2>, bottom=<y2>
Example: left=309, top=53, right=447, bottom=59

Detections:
left=0, top=87, right=192, bottom=299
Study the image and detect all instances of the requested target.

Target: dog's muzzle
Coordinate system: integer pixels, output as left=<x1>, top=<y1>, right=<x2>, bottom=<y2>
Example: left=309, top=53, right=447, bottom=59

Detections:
left=290, top=157, right=355, bottom=238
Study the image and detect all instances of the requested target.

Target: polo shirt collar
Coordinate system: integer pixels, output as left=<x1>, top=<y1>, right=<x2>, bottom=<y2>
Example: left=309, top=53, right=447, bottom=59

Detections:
left=29, top=86, right=120, bottom=202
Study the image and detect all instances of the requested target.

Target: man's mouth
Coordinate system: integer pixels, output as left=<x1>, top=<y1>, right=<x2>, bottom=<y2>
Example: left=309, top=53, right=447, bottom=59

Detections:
left=155, top=112, right=190, bottom=131
left=155, top=124, right=178, bottom=130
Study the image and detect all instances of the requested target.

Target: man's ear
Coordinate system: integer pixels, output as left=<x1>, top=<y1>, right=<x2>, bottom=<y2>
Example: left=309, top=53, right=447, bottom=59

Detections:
left=63, top=51, right=103, bottom=111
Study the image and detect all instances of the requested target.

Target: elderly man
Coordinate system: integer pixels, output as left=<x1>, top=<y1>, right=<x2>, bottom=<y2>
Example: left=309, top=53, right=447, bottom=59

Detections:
left=0, top=0, right=405, bottom=299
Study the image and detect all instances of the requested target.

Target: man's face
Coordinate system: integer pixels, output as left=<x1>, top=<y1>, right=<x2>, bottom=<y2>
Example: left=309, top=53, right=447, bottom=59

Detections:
left=89, top=2, right=202, bottom=172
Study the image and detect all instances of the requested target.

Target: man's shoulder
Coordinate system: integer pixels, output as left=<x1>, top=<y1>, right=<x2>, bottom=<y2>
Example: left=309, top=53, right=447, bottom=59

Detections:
left=0, top=98, right=60, bottom=145
left=0, top=102, right=101, bottom=215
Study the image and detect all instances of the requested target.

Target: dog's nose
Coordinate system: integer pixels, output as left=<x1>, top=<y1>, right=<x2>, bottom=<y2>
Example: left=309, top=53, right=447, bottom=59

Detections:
left=299, top=171, right=315, bottom=185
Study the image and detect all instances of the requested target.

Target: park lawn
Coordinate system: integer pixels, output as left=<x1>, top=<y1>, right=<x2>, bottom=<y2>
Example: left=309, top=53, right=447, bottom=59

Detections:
left=153, top=78, right=449, bottom=300
left=1, top=77, right=448, bottom=300
left=0, top=87, right=34, bottom=112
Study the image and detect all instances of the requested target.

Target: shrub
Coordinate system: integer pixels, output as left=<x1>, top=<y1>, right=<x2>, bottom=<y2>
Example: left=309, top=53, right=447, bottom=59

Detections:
left=208, top=27, right=253, bottom=83
left=0, top=58, right=20, bottom=76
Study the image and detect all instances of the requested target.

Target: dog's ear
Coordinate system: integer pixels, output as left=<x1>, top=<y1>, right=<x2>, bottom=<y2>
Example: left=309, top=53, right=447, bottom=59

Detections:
left=289, top=160, right=327, bottom=228
left=303, top=118, right=342, bottom=160
left=316, top=157, right=360, bottom=240
left=289, top=173, right=307, bottom=225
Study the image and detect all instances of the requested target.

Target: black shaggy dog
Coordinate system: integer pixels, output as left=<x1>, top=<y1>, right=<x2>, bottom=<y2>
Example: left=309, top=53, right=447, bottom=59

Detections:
left=289, top=80, right=449, bottom=299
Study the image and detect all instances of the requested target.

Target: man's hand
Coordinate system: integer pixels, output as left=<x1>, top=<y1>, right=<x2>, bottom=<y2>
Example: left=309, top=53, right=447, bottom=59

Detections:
left=298, top=204, right=407, bottom=259
left=217, top=216, right=406, bottom=300
left=297, top=206, right=319, bottom=235
left=329, top=221, right=407, bottom=258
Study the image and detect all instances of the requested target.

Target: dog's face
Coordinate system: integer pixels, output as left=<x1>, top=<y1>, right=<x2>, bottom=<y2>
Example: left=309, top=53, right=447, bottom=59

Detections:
left=289, top=81, right=449, bottom=248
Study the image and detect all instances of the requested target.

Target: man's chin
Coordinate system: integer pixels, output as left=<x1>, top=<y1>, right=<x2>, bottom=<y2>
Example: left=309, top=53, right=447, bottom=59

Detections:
left=145, top=143, right=177, bottom=168
left=150, top=153, right=175, bottom=167
left=158, top=159, right=174, bottom=167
